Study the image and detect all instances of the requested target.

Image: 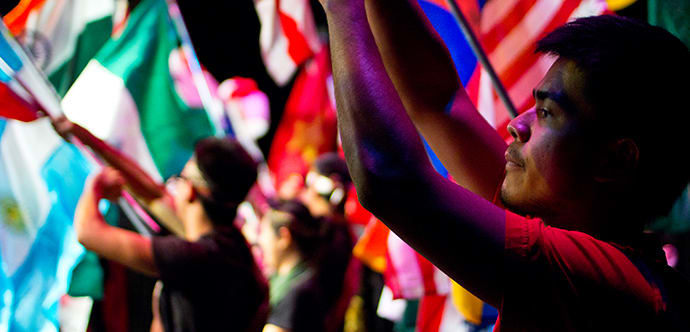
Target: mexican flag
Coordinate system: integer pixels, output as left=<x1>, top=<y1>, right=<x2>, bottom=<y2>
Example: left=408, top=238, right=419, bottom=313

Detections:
left=62, top=0, right=215, bottom=181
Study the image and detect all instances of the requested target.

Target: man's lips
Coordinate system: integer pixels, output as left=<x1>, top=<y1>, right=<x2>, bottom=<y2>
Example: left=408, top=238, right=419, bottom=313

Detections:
left=504, top=147, right=525, bottom=168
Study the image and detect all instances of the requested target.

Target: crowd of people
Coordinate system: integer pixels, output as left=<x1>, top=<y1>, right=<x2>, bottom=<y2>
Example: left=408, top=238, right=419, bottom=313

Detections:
left=45, top=1, right=689, bottom=332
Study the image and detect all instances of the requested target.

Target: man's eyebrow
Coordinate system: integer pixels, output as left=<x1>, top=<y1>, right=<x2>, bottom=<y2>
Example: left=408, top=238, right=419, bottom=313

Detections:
left=533, top=88, right=578, bottom=114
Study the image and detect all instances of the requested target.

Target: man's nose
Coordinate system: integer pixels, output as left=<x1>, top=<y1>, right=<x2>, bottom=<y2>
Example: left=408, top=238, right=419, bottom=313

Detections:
left=507, top=109, right=533, bottom=143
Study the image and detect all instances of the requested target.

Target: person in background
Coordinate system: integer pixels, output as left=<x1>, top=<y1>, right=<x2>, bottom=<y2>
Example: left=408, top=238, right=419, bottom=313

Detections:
left=72, top=135, right=268, bottom=332
left=259, top=199, right=346, bottom=332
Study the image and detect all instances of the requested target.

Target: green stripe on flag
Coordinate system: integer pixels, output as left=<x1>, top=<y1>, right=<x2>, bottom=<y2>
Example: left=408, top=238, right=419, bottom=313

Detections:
left=91, top=0, right=214, bottom=178
left=48, top=16, right=113, bottom=97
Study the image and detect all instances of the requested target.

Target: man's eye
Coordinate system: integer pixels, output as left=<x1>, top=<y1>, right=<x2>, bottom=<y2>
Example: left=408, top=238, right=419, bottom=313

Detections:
left=537, top=108, right=551, bottom=118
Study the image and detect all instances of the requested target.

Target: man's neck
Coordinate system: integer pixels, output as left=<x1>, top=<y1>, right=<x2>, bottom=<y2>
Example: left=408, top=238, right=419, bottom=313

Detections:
left=277, top=251, right=302, bottom=276
left=182, top=203, right=214, bottom=241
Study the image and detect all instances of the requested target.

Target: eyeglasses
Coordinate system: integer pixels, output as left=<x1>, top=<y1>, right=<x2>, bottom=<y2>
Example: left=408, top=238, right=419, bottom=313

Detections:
left=305, top=171, right=336, bottom=196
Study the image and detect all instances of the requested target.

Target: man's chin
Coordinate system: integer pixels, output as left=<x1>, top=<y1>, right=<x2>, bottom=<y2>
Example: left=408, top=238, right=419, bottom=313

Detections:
left=499, top=188, right=534, bottom=218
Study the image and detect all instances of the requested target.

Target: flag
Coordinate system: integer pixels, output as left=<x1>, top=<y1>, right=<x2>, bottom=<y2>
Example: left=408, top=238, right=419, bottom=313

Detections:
left=61, top=0, right=215, bottom=181
left=4, top=0, right=115, bottom=97
left=253, top=0, right=321, bottom=86
left=0, top=117, right=93, bottom=331
left=0, top=20, right=39, bottom=122
left=266, top=45, right=337, bottom=189
left=384, top=232, right=450, bottom=300
left=425, top=0, right=611, bottom=138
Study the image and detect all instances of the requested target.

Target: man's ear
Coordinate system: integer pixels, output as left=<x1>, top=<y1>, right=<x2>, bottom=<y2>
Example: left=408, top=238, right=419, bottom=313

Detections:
left=277, top=226, right=293, bottom=250
left=593, top=138, right=639, bottom=183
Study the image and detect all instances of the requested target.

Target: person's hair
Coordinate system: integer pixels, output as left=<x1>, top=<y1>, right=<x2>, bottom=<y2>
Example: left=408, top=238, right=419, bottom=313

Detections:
left=536, top=15, right=690, bottom=221
left=268, top=199, right=325, bottom=262
left=313, top=152, right=351, bottom=213
left=314, top=152, right=351, bottom=187
left=194, top=137, right=258, bottom=226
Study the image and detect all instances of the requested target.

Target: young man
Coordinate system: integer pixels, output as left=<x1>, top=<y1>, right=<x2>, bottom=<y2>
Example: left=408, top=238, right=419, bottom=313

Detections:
left=73, top=137, right=268, bottom=332
left=319, top=0, right=690, bottom=330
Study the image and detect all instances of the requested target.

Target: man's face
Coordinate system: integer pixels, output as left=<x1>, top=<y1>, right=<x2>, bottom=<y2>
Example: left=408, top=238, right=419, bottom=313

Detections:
left=501, top=58, right=597, bottom=224
left=300, top=170, right=338, bottom=217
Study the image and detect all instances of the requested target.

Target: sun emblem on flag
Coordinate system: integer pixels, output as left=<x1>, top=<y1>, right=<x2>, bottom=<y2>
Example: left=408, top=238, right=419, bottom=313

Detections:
left=0, top=197, right=27, bottom=234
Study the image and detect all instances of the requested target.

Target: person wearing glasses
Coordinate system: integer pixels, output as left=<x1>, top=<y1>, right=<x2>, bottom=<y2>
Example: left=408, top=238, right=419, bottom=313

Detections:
left=63, top=120, right=268, bottom=332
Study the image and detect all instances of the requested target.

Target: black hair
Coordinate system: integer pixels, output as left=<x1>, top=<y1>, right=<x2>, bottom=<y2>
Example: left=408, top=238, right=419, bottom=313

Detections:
left=314, top=152, right=351, bottom=187
left=536, top=15, right=690, bottom=221
left=194, top=137, right=258, bottom=225
left=268, top=199, right=325, bottom=262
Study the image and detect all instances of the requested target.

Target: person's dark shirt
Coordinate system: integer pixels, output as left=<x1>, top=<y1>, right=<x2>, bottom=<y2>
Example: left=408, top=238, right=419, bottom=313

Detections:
left=152, top=225, right=268, bottom=332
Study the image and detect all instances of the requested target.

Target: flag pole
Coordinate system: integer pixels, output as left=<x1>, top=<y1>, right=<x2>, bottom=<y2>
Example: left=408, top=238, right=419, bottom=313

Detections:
left=0, top=20, right=162, bottom=234
left=163, top=0, right=265, bottom=160
left=444, top=0, right=518, bottom=118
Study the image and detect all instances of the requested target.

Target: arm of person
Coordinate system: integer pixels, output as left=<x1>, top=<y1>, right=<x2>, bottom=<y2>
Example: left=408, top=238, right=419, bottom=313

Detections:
left=364, top=0, right=507, bottom=200
left=321, top=0, right=505, bottom=306
left=74, top=167, right=159, bottom=277
left=53, top=116, right=185, bottom=236
left=52, top=115, right=165, bottom=202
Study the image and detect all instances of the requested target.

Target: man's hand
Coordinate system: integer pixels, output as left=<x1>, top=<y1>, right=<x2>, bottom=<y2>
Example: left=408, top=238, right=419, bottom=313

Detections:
left=74, top=167, right=159, bottom=277
left=75, top=167, right=124, bottom=243
left=50, top=115, right=75, bottom=141
left=91, top=167, right=125, bottom=201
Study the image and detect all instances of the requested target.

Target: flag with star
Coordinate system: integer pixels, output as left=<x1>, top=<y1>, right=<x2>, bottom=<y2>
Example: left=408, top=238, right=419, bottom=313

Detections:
left=266, top=45, right=337, bottom=189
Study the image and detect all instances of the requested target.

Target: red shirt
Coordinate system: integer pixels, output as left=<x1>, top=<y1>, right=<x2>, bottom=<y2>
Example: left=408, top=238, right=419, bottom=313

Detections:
left=495, top=211, right=689, bottom=331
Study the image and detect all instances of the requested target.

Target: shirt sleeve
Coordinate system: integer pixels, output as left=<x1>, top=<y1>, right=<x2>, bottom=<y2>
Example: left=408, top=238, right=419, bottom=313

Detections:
left=501, top=211, right=661, bottom=330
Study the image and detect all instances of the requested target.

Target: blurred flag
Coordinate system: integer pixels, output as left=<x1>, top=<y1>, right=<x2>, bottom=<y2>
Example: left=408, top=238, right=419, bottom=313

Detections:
left=253, top=0, right=321, bottom=86
left=266, top=45, right=337, bottom=189
left=4, top=0, right=115, bottom=97
left=421, top=0, right=610, bottom=138
left=62, top=0, right=215, bottom=181
left=0, top=117, right=93, bottom=332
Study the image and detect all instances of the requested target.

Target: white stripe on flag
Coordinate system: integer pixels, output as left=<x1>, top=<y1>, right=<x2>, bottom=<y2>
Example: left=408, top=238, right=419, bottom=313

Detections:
left=480, top=0, right=523, bottom=33
left=489, top=0, right=563, bottom=74
left=62, top=60, right=162, bottom=182
left=387, top=231, right=425, bottom=299
left=25, top=0, right=114, bottom=75
left=0, top=119, right=61, bottom=274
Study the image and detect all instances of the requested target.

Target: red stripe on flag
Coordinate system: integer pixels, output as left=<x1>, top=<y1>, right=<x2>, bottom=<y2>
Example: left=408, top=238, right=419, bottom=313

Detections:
left=417, top=252, right=439, bottom=295
left=416, top=295, right=446, bottom=332
left=277, top=0, right=315, bottom=66
left=0, top=83, right=39, bottom=122
left=481, top=0, right=538, bottom=53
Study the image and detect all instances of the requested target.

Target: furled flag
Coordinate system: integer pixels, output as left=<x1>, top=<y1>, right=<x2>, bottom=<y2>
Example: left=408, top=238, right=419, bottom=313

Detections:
left=266, top=45, right=337, bottom=190
left=4, top=0, right=115, bottom=97
left=253, top=0, right=321, bottom=86
left=62, top=0, right=215, bottom=182
left=0, top=117, right=93, bottom=332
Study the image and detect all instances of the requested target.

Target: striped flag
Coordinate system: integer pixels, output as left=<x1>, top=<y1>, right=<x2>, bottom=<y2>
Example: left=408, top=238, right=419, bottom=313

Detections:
left=61, top=0, right=215, bottom=181
left=4, top=0, right=115, bottom=97
left=253, top=0, right=321, bottom=86
left=0, top=117, right=93, bottom=331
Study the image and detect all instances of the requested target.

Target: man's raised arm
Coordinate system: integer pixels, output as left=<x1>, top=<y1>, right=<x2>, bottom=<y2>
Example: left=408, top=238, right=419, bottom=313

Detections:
left=321, top=0, right=505, bottom=306
left=365, top=0, right=506, bottom=200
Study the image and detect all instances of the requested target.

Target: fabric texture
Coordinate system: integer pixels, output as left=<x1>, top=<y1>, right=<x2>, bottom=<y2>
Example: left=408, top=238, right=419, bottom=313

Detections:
left=152, top=225, right=268, bottom=332
left=497, top=211, right=690, bottom=332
